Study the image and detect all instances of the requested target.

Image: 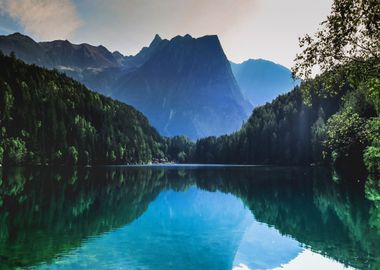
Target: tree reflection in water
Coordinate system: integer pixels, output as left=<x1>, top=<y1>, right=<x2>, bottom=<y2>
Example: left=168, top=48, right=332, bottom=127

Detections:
left=0, top=166, right=378, bottom=269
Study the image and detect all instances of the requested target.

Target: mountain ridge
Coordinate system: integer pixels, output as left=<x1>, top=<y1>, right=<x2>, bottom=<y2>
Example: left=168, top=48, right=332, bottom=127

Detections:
left=231, top=58, right=298, bottom=107
left=39, top=39, right=121, bottom=69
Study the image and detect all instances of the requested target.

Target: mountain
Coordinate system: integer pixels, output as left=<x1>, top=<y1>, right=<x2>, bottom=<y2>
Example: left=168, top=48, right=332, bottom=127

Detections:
left=0, top=32, right=121, bottom=69
left=0, top=32, right=50, bottom=66
left=113, top=34, right=251, bottom=139
left=0, top=32, right=124, bottom=95
left=0, top=32, right=251, bottom=139
left=39, top=40, right=121, bottom=69
left=231, top=59, right=298, bottom=107
left=121, top=34, right=166, bottom=70
left=0, top=53, right=168, bottom=165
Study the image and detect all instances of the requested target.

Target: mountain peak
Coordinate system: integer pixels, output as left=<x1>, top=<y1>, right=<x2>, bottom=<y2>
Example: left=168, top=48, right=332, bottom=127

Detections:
left=113, top=50, right=124, bottom=57
left=243, top=58, right=291, bottom=73
left=198, top=35, right=221, bottom=46
left=150, top=34, right=162, bottom=47
left=6, top=32, right=35, bottom=42
left=8, top=32, right=24, bottom=37
left=0, top=32, right=50, bottom=66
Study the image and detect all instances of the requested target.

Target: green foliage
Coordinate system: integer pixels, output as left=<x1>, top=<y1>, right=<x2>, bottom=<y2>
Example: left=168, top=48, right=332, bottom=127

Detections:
left=165, top=136, right=194, bottom=163
left=291, top=0, right=380, bottom=177
left=53, top=150, right=63, bottom=164
left=0, top=54, right=169, bottom=165
left=3, top=137, right=27, bottom=165
left=293, top=0, right=380, bottom=80
left=325, top=108, right=366, bottom=155
left=365, top=175, right=380, bottom=231
left=177, top=152, right=187, bottom=163
left=0, top=146, right=3, bottom=164
left=364, top=146, right=380, bottom=174
left=0, top=82, right=14, bottom=122
left=365, top=117, right=380, bottom=144
left=368, top=79, right=380, bottom=113
left=363, top=117, right=380, bottom=174
left=317, top=73, right=379, bottom=173
left=311, top=110, right=327, bottom=162
left=67, top=146, right=79, bottom=165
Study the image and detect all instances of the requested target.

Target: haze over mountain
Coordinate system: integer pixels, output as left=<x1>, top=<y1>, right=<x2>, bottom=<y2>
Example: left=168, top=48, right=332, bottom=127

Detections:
left=0, top=32, right=124, bottom=96
left=231, top=59, right=297, bottom=107
left=0, top=32, right=254, bottom=139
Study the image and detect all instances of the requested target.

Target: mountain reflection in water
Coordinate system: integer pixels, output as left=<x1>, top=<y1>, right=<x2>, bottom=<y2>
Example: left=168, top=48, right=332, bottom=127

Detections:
left=0, top=165, right=378, bottom=269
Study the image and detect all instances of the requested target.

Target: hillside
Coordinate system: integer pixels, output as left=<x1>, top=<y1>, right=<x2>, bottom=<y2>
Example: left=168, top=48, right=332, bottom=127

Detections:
left=0, top=53, right=167, bottom=165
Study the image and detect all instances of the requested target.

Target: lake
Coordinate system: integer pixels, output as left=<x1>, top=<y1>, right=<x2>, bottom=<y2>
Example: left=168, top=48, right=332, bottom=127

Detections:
left=0, top=165, right=379, bottom=269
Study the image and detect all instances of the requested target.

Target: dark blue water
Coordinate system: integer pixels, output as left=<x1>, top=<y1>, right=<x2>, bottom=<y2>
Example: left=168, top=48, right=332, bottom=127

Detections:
left=0, top=165, right=378, bottom=269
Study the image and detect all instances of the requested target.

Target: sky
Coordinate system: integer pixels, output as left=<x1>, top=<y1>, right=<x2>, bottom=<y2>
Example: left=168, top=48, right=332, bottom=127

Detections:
left=0, top=0, right=333, bottom=68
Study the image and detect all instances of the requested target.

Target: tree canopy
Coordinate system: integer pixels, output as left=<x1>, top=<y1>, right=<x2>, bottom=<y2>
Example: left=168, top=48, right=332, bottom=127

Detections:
left=293, top=0, right=380, bottom=80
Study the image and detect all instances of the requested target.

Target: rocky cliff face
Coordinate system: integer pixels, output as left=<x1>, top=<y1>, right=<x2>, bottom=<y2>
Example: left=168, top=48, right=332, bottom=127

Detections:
left=113, top=34, right=251, bottom=139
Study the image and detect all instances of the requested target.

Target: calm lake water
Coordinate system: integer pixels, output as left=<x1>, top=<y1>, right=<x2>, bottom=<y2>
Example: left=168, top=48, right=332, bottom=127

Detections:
left=0, top=165, right=379, bottom=269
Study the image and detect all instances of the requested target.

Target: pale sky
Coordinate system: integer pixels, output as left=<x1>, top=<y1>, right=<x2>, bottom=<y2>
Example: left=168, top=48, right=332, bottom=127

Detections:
left=0, top=0, right=333, bottom=68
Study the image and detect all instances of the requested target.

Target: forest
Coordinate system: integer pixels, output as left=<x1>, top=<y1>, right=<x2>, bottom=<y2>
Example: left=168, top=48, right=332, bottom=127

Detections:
left=0, top=52, right=173, bottom=165
left=192, top=67, right=379, bottom=175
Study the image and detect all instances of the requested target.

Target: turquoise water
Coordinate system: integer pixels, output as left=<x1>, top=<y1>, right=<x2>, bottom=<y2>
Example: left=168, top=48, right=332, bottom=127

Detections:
left=0, top=166, right=378, bottom=269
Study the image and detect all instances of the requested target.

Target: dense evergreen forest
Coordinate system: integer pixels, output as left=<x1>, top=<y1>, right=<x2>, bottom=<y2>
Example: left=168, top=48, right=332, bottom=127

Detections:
left=192, top=70, right=379, bottom=173
left=0, top=52, right=174, bottom=165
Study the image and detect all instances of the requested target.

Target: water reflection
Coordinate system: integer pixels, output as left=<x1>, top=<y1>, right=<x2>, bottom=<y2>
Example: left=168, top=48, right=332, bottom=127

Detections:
left=0, top=166, right=378, bottom=269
